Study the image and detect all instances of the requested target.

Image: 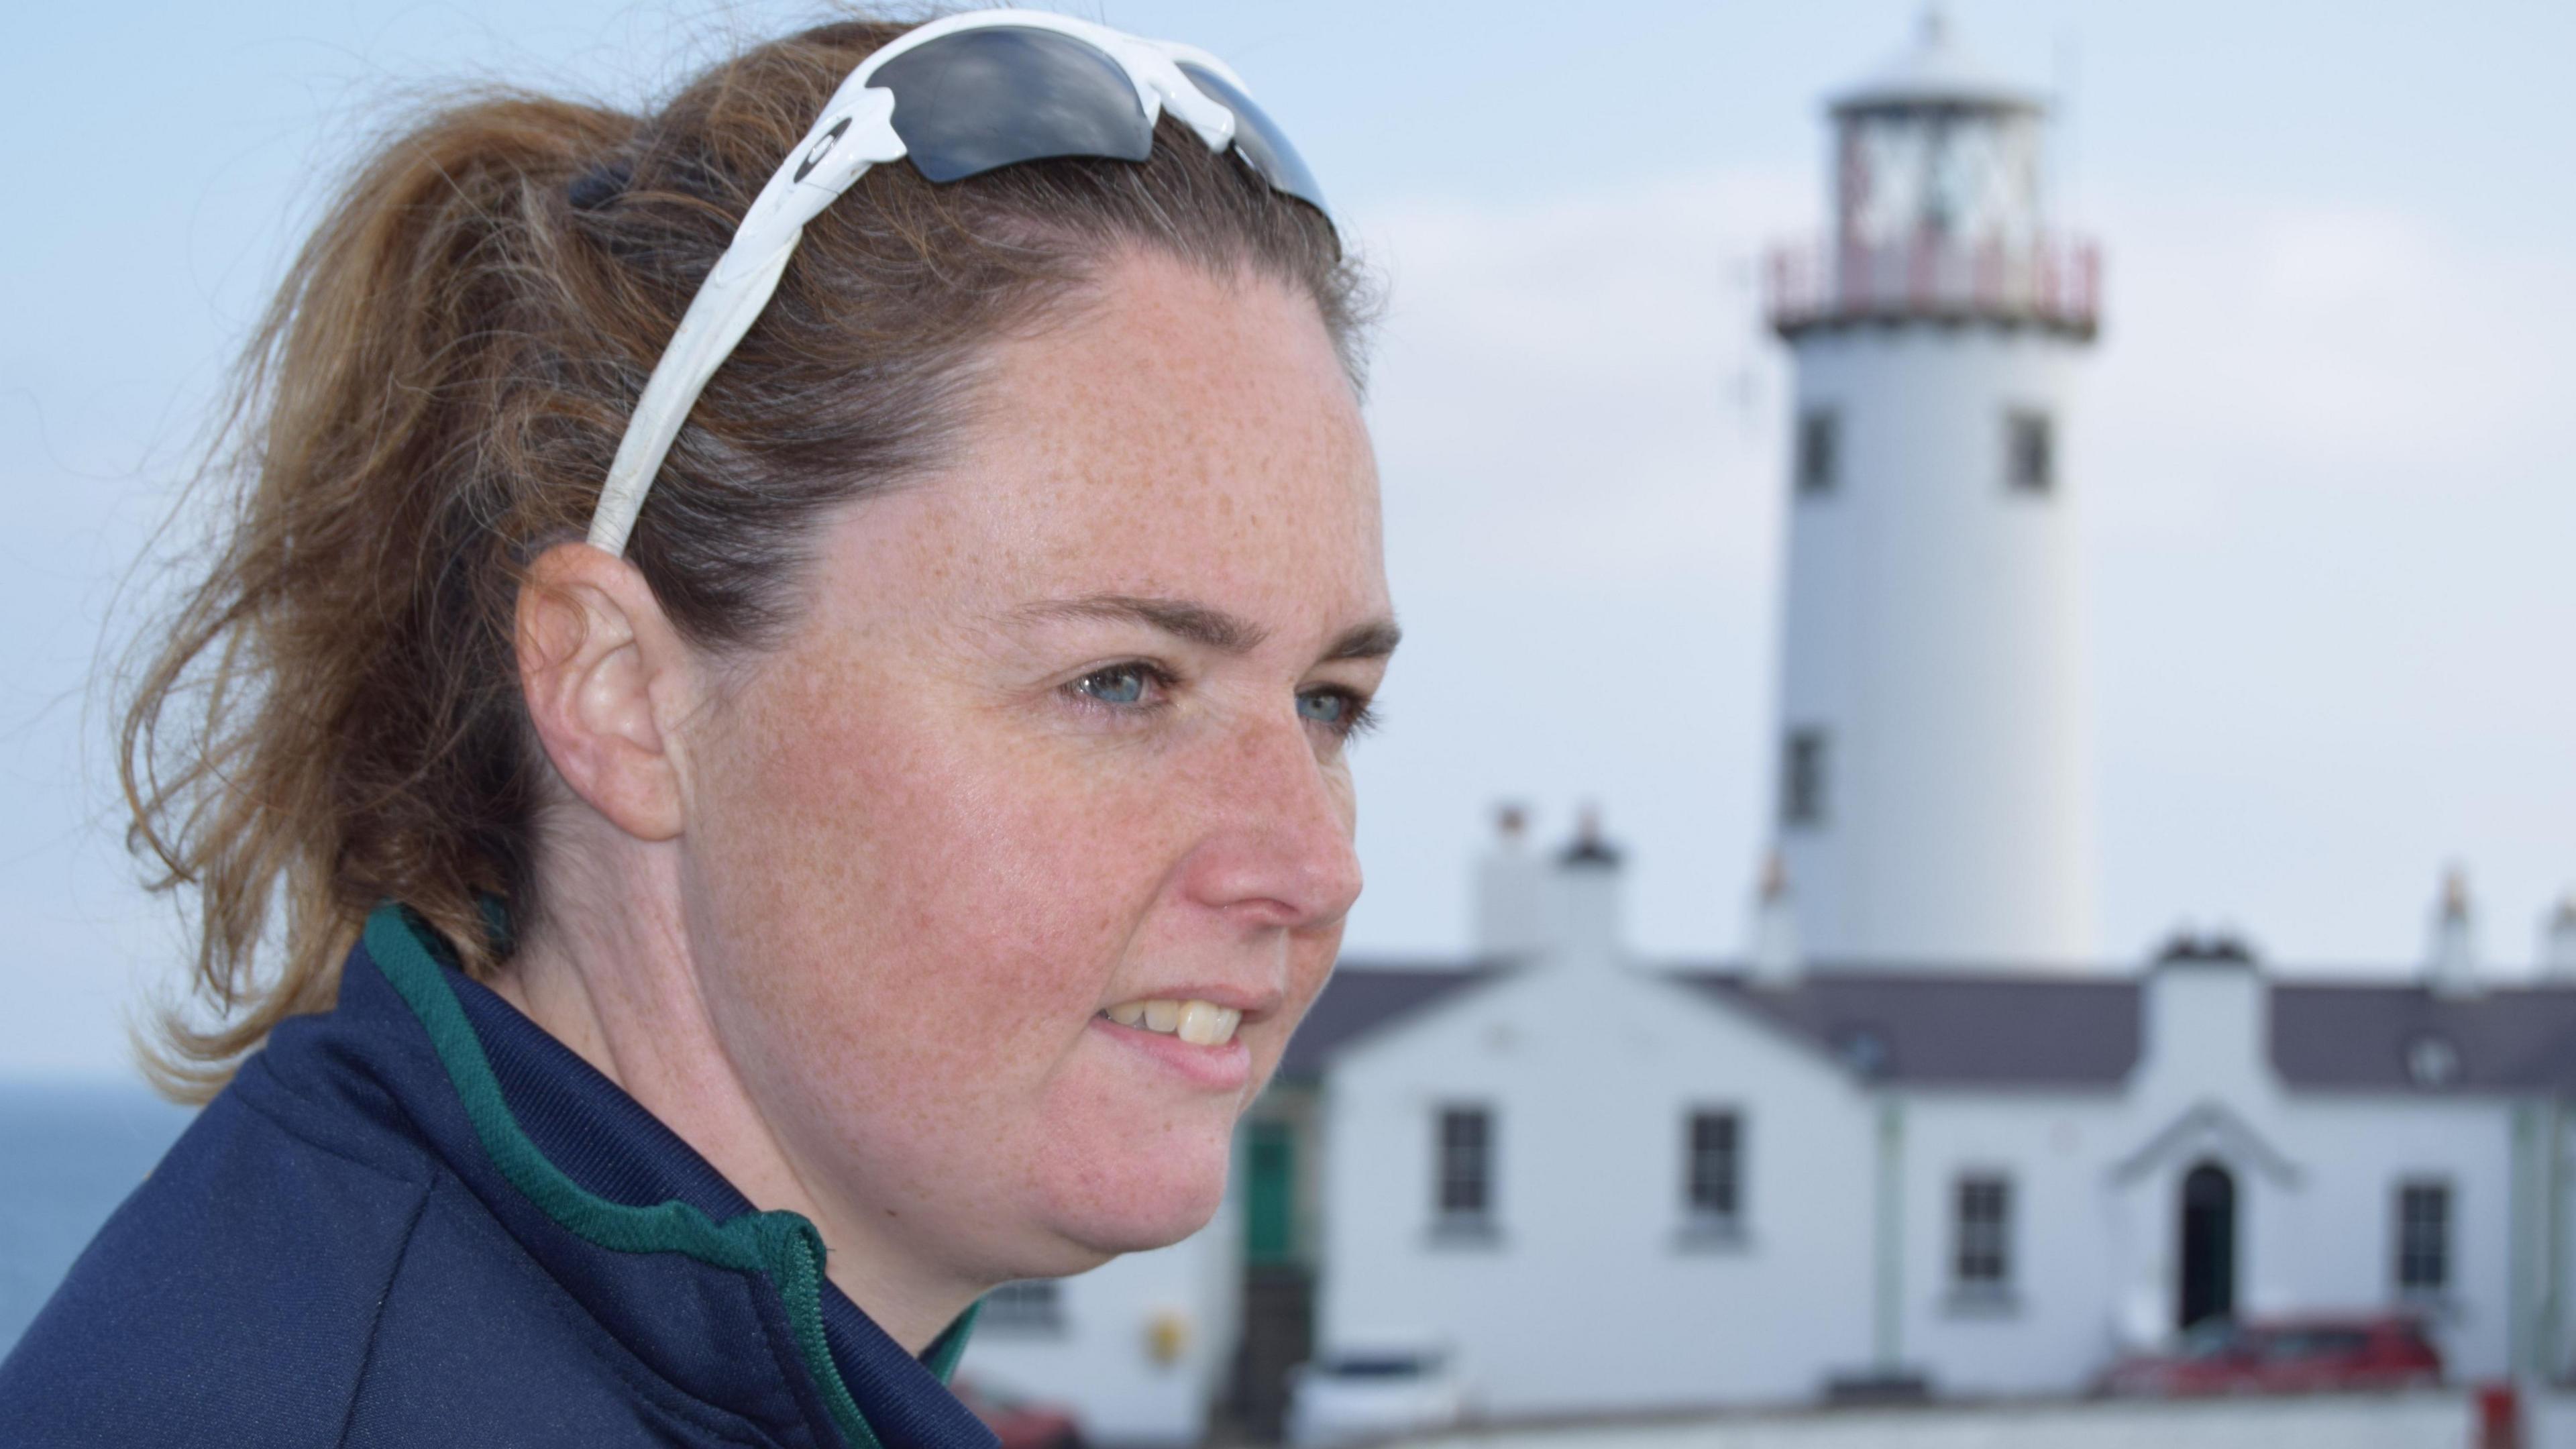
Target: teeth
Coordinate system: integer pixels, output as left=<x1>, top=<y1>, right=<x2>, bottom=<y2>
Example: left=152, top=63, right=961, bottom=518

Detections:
left=1177, top=1001, right=1234, bottom=1046
left=1104, top=998, right=1244, bottom=1046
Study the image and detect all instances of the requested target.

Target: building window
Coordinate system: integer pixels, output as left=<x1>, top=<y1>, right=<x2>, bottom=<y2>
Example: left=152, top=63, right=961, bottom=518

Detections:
left=1780, top=728, right=1829, bottom=828
left=1683, top=1109, right=1743, bottom=1227
left=2005, top=409, right=2053, bottom=494
left=1953, top=1175, right=2013, bottom=1288
left=1435, top=1106, right=1495, bottom=1229
left=1795, top=408, right=1839, bottom=496
left=2396, top=1181, right=2451, bottom=1295
left=981, top=1280, right=1064, bottom=1333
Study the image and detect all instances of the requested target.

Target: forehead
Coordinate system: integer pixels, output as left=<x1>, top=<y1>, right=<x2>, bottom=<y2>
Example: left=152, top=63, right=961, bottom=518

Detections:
left=900, top=249, right=1386, bottom=627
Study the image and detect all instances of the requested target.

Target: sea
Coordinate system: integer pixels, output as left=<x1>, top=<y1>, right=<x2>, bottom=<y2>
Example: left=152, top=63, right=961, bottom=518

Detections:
left=0, top=1079, right=196, bottom=1357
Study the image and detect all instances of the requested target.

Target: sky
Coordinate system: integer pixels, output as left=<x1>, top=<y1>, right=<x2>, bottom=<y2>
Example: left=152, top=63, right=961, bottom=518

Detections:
left=5, top=0, right=2574, bottom=1076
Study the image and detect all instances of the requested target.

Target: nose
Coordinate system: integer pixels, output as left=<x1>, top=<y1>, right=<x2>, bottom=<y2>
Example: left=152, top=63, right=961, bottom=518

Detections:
left=1181, top=712, right=1364, bottom=932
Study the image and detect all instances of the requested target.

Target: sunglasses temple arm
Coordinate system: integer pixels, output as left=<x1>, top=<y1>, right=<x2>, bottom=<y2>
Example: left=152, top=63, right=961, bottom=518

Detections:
left=587, top=90, right=904, bottom=557
left=585, top=239, right=797, bottom=557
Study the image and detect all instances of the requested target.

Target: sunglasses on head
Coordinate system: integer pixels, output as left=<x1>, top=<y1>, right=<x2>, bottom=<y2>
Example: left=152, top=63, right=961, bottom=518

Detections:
left=585, top=9, right=1334, bottom=557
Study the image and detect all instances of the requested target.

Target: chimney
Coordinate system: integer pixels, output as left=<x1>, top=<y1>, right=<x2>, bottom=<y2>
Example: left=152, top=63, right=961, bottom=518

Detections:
left=2427, top=865, right=2479, bottom=998
left=1547, top=804, right=1625, bottom=967
left=1472, top=803, right=1549, bottom=960
left=2143, top=926, right=2267, bottom=1096
left=2540, top=892, right=2576, bottom=979
left=1750, top=850, right=1803, bottom=985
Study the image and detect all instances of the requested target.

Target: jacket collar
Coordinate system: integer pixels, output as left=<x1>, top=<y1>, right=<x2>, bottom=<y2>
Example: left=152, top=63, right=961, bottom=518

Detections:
left=351, top=903, right=995, bottom=1449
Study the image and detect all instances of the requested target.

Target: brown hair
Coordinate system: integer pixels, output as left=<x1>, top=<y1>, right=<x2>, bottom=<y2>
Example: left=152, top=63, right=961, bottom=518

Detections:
left=117, top=15, right=1372, bottom=1100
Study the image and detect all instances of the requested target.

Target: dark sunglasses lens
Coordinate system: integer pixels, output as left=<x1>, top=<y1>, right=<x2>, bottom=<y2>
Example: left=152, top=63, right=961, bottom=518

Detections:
left=1175, top=62, right=1330, bottom=217
left=872, top=27, right=1154, bottom=183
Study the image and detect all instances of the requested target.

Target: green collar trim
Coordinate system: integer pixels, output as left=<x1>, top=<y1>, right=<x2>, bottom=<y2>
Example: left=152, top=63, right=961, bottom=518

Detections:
left=922, top=1299, right=981, bottom=1382
left=364, top=902, right=977, bottom=1448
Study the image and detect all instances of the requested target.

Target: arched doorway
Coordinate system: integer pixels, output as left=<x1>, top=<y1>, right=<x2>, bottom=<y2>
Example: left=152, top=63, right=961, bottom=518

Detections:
left=2178, top=1161, right=2238, bottom=1330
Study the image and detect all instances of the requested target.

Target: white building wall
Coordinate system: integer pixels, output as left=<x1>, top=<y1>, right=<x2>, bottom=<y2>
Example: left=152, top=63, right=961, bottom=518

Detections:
left=2102, top=1119, right=2302, bottom=1340
left=2557, top=1110, right=2576, bottom=1379
left=1314, top=953, right=2559, bottom=1415
left=1898, top=1091, right=2129, bottom=1393
left=1888, top=1089, right=2526, bottom=1395
left=1774, top=325, right=2094, bottom=965
left=957, top=1208, right=1238, bottom=1446
left=2105, top=962, right=2296, bottom=1342
left=2117, top=964, right=2524, bottom=1378
left=2267, top=1095, right=2518, bottom=1379
left=2536, top=1390, right=2576, bottom=1449
left=2133, top=963, right=2273, bottom=1108
left=1321, top=964, right=1879, bottom=1415
left=1890, top=965, right=2529, bottom=1393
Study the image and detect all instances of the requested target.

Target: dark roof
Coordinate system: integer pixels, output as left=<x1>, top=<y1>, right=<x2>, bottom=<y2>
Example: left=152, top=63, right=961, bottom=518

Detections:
left=2269, top=982, right=2576, bottom=1093
left=1277, top=963, right=1498, bottom=1081
left=1673, top=969, right=2141, bottom=1087
left=1285, top=957, right=2576, bottom=1095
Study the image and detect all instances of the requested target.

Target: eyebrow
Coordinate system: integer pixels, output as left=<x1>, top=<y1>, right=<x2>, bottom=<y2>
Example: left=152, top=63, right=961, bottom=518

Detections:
left=1324, top=618, right=1404, bottom=663
left=1012, top=593, right=1401, bottom=663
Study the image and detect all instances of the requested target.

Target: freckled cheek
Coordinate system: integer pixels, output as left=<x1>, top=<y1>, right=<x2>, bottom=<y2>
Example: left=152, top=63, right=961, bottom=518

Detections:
left=725, top=710, right=1197, bottom=1063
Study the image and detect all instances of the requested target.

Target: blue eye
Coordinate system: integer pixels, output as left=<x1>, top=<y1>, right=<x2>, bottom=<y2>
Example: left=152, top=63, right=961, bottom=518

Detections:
left=1077, top=665, right=1152, bottom=705
left=1298, top=688, right=1377, bottom=741
left=1297, top=691, right=1348, bottom=726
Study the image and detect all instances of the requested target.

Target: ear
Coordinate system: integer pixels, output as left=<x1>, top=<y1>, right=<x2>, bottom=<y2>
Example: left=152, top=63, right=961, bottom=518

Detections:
left=516, top=543, right=698, bottom=842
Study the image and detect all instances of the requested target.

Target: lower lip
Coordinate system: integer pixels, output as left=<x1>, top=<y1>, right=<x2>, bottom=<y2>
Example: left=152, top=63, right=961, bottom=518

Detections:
left=1091, top=1015, right=1252, bottom=1091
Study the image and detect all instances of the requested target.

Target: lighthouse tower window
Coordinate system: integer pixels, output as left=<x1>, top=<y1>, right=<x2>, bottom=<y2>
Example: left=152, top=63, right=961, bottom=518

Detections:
left=2005, top=409, right=2054, bottom=494
left=1795, top=407, right=1839, bottom=496
left=1781, top=728, right=1830, bottom=827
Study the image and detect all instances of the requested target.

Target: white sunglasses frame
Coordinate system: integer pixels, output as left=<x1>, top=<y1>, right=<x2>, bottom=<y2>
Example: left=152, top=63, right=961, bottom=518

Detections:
left=584, top=9, right=1272, bottom=557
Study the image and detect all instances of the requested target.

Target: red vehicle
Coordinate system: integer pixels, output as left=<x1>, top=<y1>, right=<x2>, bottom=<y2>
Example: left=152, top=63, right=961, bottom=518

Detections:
left=2096, top=1313, right=2443, bottom=1397
left=949, top=1378, right=1086, bottom=1449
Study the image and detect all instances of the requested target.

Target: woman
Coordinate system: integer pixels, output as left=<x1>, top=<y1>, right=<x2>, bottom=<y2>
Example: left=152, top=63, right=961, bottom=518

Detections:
left=0, top=11, right=1391, bottom=1446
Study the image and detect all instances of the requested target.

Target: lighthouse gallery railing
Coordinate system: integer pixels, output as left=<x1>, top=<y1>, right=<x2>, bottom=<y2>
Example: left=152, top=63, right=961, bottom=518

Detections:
left=1766, top=235, right=2100, bottom=338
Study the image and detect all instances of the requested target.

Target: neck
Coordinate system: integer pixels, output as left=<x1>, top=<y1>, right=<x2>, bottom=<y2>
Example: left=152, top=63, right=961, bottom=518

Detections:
left=488, top=837, right=983, bottom=1355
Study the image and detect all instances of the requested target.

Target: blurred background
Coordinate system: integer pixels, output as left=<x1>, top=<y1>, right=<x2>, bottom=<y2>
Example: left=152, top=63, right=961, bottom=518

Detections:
left=5, top=2, right=2575, bottom=1446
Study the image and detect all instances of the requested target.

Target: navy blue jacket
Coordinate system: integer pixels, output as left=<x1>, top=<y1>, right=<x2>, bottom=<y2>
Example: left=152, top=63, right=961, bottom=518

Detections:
left=0, top=904, right=1000, bottom=1449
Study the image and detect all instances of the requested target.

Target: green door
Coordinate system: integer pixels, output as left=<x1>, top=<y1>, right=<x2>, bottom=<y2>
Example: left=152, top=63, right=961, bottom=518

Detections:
left=1244, top=1121, right=1296, bottom=1265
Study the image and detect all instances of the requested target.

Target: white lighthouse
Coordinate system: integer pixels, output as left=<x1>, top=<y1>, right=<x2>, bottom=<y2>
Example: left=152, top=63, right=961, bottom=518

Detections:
left=1763, top=14, right=2101, bottom=967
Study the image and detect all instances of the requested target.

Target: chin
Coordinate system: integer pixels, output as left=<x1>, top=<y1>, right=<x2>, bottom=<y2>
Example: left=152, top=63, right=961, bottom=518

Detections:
left=1030, top=1123, right=1234, bottom=1262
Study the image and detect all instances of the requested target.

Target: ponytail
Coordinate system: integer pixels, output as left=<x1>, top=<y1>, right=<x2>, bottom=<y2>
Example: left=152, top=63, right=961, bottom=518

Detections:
left=121, top=93, right=639, bottom=1098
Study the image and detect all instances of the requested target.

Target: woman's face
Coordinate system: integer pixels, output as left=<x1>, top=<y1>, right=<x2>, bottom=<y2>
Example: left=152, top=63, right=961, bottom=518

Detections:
left=680, top=248, right=1391, bottom=1283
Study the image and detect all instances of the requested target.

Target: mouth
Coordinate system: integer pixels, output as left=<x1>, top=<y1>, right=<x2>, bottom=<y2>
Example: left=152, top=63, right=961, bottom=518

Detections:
left=1097, top=998, right=1244, bottom=1047
left=1091, top=997, right=1256, bottom=1091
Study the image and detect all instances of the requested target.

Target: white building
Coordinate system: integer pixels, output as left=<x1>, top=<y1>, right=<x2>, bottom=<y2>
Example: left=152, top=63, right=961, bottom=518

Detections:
left=1309, top=830, right=2576, bottom=1415
left=959, top=17, right=2576, bottom=1442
